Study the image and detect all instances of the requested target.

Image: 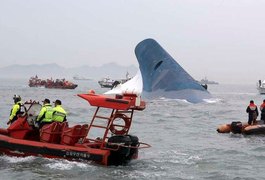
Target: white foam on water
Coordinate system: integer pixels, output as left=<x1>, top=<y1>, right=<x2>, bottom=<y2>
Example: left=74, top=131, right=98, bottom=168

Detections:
left=203, top=98, right=222, bottom=104
left=45, top=159, right=89, bottom=170
left=150, top=97, right=190, bottom=104
left=1, top=155, right=36, bottom=163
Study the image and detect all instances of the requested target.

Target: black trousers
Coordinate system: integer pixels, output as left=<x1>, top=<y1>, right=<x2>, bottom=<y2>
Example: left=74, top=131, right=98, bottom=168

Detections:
left=261, top=113, right=265, bottom=122
left=248, top=114, right=257, bottom=125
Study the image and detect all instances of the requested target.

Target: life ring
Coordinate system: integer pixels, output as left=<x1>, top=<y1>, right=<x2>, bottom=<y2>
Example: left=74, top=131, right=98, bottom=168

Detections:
left=110, top=114, right=130, bottom=135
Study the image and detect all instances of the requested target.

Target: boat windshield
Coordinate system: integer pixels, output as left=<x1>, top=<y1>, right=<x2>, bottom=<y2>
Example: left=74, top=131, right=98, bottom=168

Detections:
left=24, top=103, right=42, bottom=125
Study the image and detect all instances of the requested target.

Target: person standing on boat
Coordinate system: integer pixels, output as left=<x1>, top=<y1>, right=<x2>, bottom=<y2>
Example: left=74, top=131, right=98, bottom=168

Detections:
left=260, top=99, right=265, bottom=123
left=246, top=100, right=259, bottom=125
left=52, top=100, right=67, bottom=122
left=36, top=99, right=54, bottom=128
left=7, top=95, right=22, bottom=125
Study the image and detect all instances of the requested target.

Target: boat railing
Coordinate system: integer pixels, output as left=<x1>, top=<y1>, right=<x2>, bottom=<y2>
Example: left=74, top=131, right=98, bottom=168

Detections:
left=84, top=106, right=136, bottom=149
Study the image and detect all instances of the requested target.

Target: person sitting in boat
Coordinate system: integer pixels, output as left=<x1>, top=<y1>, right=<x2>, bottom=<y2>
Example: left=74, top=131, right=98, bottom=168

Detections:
left=246, top=100, right=259, bottom=125
left=260, top=99, right=265, bottom=123
left=36, top=98, right=54, bottom=128
left=7, top=95, right=23, bottom=125
left=52, top=100, right=67, bottom=122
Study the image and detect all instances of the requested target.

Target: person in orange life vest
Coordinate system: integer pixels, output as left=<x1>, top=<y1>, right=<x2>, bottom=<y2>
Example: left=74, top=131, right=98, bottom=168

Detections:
left=246, top=100, right=259, bottom=125
left=260, top=99, right=265, bottom=123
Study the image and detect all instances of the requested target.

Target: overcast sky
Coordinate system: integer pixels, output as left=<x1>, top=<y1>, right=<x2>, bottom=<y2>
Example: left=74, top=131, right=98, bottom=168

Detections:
left=0, top=0, right=265, bottom=84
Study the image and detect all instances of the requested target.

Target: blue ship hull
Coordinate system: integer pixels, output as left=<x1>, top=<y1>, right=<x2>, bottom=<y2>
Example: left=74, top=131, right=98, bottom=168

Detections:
left=135, top=39, right=212, bottom=103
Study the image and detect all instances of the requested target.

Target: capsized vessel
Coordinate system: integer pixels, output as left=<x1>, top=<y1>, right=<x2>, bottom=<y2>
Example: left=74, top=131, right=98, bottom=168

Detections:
left=107, top=39, right=212, bottom=103
left=0, top=91, right=150, bottom=165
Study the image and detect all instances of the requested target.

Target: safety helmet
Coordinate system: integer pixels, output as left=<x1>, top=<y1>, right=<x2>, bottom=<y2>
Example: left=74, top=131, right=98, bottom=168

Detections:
left=13, top=95, right=21, bottom=103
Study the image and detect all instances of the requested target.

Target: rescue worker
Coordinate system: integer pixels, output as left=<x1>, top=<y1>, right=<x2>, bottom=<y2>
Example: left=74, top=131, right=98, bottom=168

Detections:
left=260, top=99, right=265, bottom=123
left=36, top=99, right=53, bottom=128
left=246, top=100, right=259, bottom=125
left=7, top=95, right=22, bottom=125
left=52, top=100, right=67, bottom=122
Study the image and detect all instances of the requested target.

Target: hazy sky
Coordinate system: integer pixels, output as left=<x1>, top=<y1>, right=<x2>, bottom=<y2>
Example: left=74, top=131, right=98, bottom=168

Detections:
left=0, top=0, right=265, bottom=84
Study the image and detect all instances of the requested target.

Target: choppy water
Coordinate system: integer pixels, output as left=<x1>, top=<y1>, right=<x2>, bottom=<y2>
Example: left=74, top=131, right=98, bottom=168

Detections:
left=0, top=78, right=265, bottom=180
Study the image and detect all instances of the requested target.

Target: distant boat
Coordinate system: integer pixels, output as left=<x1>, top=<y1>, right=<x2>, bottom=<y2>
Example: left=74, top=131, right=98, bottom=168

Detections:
left=257, top=80, right=265, bottom=94
left=98, top=77, right=116, bottom=88
left=73, top=75, right=91, bottom=81
left=199, top=77, right=219, bottom=85
left=98, top=72, right=131, bottom=88
left=45, top=79, right=78, bottom=89
left=28, top=75, right=46, bottom=87
left=28, top=75, right=78, bottom=89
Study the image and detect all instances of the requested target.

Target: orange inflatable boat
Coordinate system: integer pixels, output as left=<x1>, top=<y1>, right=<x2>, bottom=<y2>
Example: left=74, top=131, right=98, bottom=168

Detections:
left=217, top=121, right=265, bottom=135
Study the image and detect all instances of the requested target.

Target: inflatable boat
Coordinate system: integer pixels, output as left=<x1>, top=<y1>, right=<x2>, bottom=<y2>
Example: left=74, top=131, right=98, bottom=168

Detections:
left=0, top=92, right=150, bottom=166
left=217, top=120, right=265, bottom=135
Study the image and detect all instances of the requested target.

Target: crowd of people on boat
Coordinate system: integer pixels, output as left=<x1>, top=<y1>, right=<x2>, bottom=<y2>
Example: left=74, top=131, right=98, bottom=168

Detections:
left=45, top=78, right=75, bottom=87
left=8, top=95, right=67, bottom=130
left=246, top=99, right=265, bottom=125
left=29, top=75, right=77, bottom=89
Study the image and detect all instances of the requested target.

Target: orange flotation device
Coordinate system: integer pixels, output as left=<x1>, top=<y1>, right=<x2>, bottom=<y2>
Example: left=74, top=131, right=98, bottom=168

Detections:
left=217, top=121, right=263, bottom=134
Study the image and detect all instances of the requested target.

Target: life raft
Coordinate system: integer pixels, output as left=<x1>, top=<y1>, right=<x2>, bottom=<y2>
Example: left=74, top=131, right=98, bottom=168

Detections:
left=217, top=120, right=265, bottom=135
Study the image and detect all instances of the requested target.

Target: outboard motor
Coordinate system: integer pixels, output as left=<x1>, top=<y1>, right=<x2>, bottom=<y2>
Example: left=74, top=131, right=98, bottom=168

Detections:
left=231, top=121, right=243, bottom=134
left=107, top=135, right=132, bottom=165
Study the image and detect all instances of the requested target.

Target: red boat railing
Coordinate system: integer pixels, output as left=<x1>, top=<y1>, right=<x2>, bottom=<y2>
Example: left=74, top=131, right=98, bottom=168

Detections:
left=78, top=92, right=147, bottom=150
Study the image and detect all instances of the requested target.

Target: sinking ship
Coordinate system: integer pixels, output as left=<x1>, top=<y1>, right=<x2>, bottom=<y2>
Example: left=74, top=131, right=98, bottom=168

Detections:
left=106, top=39, right=212, bottom=103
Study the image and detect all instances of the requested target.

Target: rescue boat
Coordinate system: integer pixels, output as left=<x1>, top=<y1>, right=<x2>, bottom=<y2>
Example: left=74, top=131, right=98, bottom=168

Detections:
left=28, top=76, right=78, bottom=89
left=217, top=120, right=265, bottom=135
left=0, top=92, right=150, bottom=166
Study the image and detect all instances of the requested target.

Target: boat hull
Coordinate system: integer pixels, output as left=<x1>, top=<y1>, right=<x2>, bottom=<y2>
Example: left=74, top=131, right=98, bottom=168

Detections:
left=45, top=84, right=78, bottom=89
left=0, top=134, right=108, bottom=164
left=134, top=38, right=212, bottom=103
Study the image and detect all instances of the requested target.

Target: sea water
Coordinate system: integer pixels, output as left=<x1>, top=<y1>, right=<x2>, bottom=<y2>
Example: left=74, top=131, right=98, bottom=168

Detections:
left=0, top=78, right=264, bottom=180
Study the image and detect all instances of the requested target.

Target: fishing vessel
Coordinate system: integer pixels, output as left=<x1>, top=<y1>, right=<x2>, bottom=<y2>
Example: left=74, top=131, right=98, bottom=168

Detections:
left=0, top=91, right=150, bottom=165
left=257, top=80, right=265, bottom=94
